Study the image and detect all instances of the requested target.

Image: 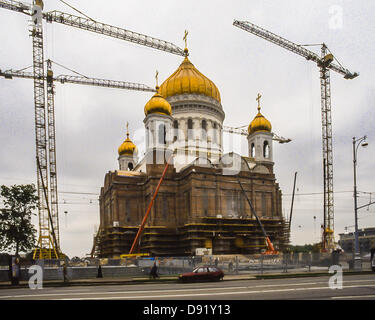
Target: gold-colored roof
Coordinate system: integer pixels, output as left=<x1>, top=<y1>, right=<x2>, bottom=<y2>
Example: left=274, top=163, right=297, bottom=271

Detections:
left=118, top=123, right=137, bottom=156
left=144, top=86, right=172, bottom=116
left=248, top=94, right=272, bottom=134
left=159, top=49, right=221, bottom=102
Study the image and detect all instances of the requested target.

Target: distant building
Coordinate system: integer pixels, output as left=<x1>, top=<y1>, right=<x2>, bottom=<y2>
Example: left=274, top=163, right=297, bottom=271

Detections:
left=338, top=227, right=375, bottom=255
left=92, top=47, right=289, bottom=258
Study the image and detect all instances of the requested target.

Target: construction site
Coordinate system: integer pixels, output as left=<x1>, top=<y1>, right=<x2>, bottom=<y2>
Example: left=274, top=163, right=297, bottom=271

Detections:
left=1, top=1, right=371, bottom=265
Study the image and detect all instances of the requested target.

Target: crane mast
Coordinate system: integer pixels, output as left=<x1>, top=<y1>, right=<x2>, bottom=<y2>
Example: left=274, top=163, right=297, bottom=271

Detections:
left=46, top=59, right=59, bottom=250
left=0, top=0, right=183, bottom=259
left=233, top=20, right=358, bottom=251
left=319, top=44, right=334, bottom=250
left=30, top=0, right=57, bottom=258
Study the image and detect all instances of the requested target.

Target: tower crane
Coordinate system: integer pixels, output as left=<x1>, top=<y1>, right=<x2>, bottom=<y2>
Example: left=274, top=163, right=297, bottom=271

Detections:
left=233, top=19, right=359, bottom=251
left=0, top=61, right=156, bottom=259
left=0, top=0, right=184, bottom=259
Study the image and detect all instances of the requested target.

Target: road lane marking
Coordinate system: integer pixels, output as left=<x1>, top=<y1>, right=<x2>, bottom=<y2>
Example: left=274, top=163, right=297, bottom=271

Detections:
left=0, top=286, right=248, bottom=299
left=251, top=279, right=375, bottom=288
left=61, top=284, right=375, bottom=300
left=331, top=295, right=375, bottom=299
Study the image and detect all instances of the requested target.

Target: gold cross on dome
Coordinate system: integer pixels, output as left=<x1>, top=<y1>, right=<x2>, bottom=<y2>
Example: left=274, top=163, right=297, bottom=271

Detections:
left=256, top=93, right=262, bottom=111
left=183, top=30, right=188, bottom=48
left=126, top=121, right=129, bottom=137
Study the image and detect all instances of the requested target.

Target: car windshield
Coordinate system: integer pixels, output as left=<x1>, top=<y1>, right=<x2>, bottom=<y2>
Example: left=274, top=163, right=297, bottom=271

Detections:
left=193, top=267, right=207, bottom=273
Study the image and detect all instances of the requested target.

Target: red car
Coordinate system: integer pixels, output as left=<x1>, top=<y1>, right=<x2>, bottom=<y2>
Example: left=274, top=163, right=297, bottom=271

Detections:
left=179, top=266, right=224, bottom=282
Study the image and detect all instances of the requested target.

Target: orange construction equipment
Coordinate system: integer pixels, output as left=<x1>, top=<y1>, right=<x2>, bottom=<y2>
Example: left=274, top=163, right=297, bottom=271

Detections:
left=264, top=237, right=278, bottom=255
left=238, top=178, right=279, bottom=255
left=129, top=154, right=173, bottom=254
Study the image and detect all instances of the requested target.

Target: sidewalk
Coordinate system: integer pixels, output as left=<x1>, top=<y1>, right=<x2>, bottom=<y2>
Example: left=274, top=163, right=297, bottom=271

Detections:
left=0, top=270, right=373, bottom=290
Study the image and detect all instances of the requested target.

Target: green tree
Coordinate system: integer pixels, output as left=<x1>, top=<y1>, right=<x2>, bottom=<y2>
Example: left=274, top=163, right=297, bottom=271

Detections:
left=0, top=184, right=38, bottom=256
left=288, top=243, right=321, bottom=253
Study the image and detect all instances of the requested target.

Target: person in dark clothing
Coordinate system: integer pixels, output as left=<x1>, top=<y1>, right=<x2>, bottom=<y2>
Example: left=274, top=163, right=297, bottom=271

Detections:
left=11, top=257, right=20, bottom=285
left=63, top=263, right=68, bottom=283
left=8, top=257, right=13, bottom=285
left=228, top=261, right=233, bottom=272
left=149, top=262, right=159, bottom=279
left=97, top=265, right=103, bottom=278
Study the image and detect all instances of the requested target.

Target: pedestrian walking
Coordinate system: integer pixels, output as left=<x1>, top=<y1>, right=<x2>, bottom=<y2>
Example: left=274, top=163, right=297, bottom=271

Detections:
left=11, top=257, right=20, bottom=285
left=63, top=262, right=68, bottom=283
left=149, top=262, right=159, bottom=279
left=97, top=265, right=103, bottom=278
left=8, top=257, right=13, bottom=285
left=228, top=260, right=233, bottom=272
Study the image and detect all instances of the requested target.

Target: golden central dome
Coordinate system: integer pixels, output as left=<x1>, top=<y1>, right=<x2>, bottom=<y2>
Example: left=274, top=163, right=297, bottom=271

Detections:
left=118, top=124, right=137, bottom=156
left=144, top=86, right=172, bottom=116
left=248, top=106, right=272, bottom=135
left=159, top=50, right=221, bottom=102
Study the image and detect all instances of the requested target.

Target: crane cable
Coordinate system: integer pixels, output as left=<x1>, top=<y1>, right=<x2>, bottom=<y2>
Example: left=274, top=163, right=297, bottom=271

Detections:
left=58, top=0, right=96, bottom=22
left=47, top=59, right=89, bottom=78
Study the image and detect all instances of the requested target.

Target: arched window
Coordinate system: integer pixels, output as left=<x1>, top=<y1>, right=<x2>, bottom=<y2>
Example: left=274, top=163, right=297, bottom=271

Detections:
left=201, top=120, right=207, bottom=139
left=213, top=123, right=218, bottom=144
left=202, top=120, right=207, bottom=130
left=158, top=124, right=166, bottom=145
left=173, top=120, right=179, bottom=142
left=146, top=126, right=150, bottom=147
left=187, top=118, right=193, bottom=140
left=128, top=162, right=133, bottom=171
left=202, top=189, right=208, bottom=216
left=263, top=141, right=270, bottom=158
left=125, top=199, right=131, bottom=223
left=251, top=143, right=255, bottom=158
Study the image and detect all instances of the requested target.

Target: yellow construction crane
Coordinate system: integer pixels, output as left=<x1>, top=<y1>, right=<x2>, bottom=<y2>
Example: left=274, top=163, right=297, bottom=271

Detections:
left=0, top=0, right=184, bottom=259
left=233, top=20, right=358, bottom=252
left=0, top=61, right=157, bottom=259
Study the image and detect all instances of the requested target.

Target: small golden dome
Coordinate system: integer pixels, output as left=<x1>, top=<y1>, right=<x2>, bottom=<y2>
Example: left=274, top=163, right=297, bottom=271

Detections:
left=159, top=49, right=221, bottom=102
left=248, top=105, right=272, bottom=135
left=118, top=124, right=137, bottom=156
left=144, top=86, right=172, bottom=116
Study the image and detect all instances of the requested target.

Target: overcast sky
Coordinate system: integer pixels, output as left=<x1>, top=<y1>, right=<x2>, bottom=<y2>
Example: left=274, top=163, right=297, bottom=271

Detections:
left=0, top=0, right=374, bottom=258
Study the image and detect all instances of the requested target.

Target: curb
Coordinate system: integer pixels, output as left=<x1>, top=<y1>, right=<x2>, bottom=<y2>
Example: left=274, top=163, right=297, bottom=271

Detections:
left=0, top=276, right=179, bottom=289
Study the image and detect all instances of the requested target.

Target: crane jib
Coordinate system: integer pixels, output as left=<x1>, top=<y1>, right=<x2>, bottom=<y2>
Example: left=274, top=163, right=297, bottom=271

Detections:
left=233, top=20, right=357, bottom=78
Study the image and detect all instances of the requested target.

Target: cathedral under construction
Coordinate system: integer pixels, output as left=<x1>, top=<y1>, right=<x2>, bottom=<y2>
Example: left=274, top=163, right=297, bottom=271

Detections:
left=93, top=46, right=289, bottom=258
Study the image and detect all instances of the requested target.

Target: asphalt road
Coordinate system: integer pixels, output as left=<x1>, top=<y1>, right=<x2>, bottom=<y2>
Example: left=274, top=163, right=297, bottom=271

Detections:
left=0, top=274, right=374, bottom=300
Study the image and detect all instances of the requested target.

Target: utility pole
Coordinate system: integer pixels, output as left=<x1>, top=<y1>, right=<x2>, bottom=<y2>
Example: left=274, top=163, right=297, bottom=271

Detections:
left=352, top=135, right=368, bottom=271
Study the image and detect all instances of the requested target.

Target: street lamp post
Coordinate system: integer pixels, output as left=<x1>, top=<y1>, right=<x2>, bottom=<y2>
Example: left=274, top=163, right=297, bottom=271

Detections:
left=352, top=135, right=368, bottom=271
